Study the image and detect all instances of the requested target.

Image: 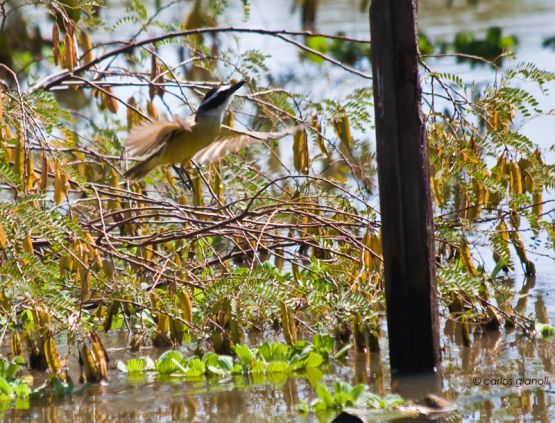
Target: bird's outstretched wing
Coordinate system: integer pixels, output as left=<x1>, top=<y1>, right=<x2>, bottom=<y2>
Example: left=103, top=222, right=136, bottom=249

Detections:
left=126, top=116, right=194, bottom=158
left=192, top=124, right=302, bottom=164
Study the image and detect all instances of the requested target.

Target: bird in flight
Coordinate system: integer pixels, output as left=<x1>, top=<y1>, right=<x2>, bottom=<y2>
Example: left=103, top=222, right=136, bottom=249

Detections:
left=124, top=80, right=298, bottom=180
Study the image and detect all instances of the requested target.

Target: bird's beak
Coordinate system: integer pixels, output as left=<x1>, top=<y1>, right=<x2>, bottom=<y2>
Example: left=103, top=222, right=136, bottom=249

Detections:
left=225, top=80, right=245, bottom=95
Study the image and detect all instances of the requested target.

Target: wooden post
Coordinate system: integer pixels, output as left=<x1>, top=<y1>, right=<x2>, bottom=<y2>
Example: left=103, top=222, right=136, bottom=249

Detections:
left=369, top=0, right=440, bottom=374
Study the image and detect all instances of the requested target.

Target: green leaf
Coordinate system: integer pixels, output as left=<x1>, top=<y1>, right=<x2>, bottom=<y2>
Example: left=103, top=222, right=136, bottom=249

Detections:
left=155, top=351, right=183, bottom=374
left=0, top=378, right=13, bottom=396
left=184, top=358, right=205, bottom=378
left=251, top=360, right=266, bottom=374
left=303, top=352, right=323, bottom=368
left=126, top=358, right=151, bottom=374
left=315, top=384, right=334, bottom=408
left=266, top=361, right=289, bottom=374
left=218, top=355, right=234, bottom=371
left=334, top=344, right=351, bottom=360
left=13, top=383, right=29, bottom=399
left=234, top=345, right=254, bottom=367
left=207, top=365, right=227, bottom=376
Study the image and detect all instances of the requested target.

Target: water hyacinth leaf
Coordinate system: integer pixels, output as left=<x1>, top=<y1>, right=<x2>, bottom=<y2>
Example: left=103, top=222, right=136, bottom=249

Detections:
left=266, top=361, right=289, bottom=374
left=13, top=383, right=29, bottom=399
left=301, top=367, right=323, bottom=386
left=155, top=351, right=183, bottom=374
left=251, top=360, right=266, bottom=374
left=315, top=384, right=335, bottom=408
left=0, top=377, right=13, bottom=396
left=207, top=365, right=227, bottom=376
left=202, top=352, right=219, bottom=368
left=230, top=363, right=243, bottom=375
left=234, top=344, right=254, bottom=367
left=183, top=358, right=205, bottom=378
left=218, top=355, right=234, bottom=371
left=303, top=351, right=323, bottom=368
left=128, top=358, right=152, bottom=374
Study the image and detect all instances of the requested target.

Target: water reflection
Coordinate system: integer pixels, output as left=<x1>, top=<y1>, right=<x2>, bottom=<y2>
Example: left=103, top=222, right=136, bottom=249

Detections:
left=0, top=319, right=552, bottom=422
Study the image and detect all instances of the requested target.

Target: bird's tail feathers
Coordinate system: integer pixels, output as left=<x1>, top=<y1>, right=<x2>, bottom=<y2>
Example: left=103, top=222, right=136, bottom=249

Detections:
left=124, top=156, right=158, bottom=180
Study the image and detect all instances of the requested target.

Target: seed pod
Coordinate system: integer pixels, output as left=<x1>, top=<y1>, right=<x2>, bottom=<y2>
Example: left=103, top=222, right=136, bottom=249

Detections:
left=177, top=288, right=193, bottom=323
left=491, top=155, right=508, bottom=187
left=0, top=90, right=3, bottom=122
left=468, top=178, right=483, bottom=220
left=102, top=257, right=115, bottom=279
left=532, top=192, right=543, bottom=218
left=510, top=230, right=536, bottom=275
left=431, top=176, right=444, bottom=207
left=371, top=230, right=383, bottom=258
left=150, top=291, right=161, bottom=311
left=79, top=255, right=90, bottom=299
left=192, top=171, right=203, bottom=206
left=279, top=301, right=297, bottom=346
left=149, top=54, right=164, bottom=99
left=14, top=131, right=24, bottom=179
left=142, top=245, right=153, bottom=262
left=455, top=185, right=469, bottom=219
left=63, top=33, right=75, bottom=69
left=157, top=314, right=170, bottom=335
left=509, top=161, right=522, bottom=194
left=161, top=167, right=177, bottom=191
left=109, top=168, right=121, bottom=211
left=39, top=153, right=48, bottom=191
left=91, top=336, right=108, bottom=380
left=291, top=260, right=301, bottom=282
left=460, top=237, right=477, bottom=276
left=311, top=115, right=328, bottom=155
left=275, top=247, right=284, bottom=271
left=362, top=229, right=372, bottom=268
left=106, top=88, right=118, bottom=114
left=25, top=154, right=36, bottom=191
left=509, top=209, right=520, bottom=230
left=23, top=233, right=34, bottom=255
left=461, top=320, right=471, bottom=347
left=497, top=218, right=509, bottom=239
left=79, top=30, right=94, bottom=64
left=0, top=224, right=7, bottom=249
left=126, top=96, right=138, bottom=130
left=332, top=108, right=352, bottom=150
left=80, top=343, right=99, bottom=382
left=52, top=23, right=61, bottom=65
left=54, top=165, right=69, bottom=205
left=522, top=171, right=535, bottom=193
left=292, top=128, right=309, bottom=174
left=146, top=100, right=158, bottom=119
left=44, top=336, right=62, bottom=375
left=103, top=301, right=119, bottom=333
left=223, top=110, right=234, bottom=127
left=210, top=161, right=224, bottom=204
left=10, top=332, right=22, bottom=357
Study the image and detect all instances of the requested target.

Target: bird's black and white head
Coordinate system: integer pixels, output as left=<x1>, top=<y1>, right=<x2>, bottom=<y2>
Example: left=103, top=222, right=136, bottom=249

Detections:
left=196, top=80, right=244, bottom=121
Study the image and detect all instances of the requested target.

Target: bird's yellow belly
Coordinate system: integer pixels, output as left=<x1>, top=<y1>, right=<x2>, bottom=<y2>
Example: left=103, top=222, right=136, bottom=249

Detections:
left=159, top=123, right=220, bottom=165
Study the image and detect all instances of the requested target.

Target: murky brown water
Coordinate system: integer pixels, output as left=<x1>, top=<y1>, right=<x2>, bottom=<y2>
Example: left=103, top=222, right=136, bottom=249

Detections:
left=1, top=312, right=553, bottom=422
